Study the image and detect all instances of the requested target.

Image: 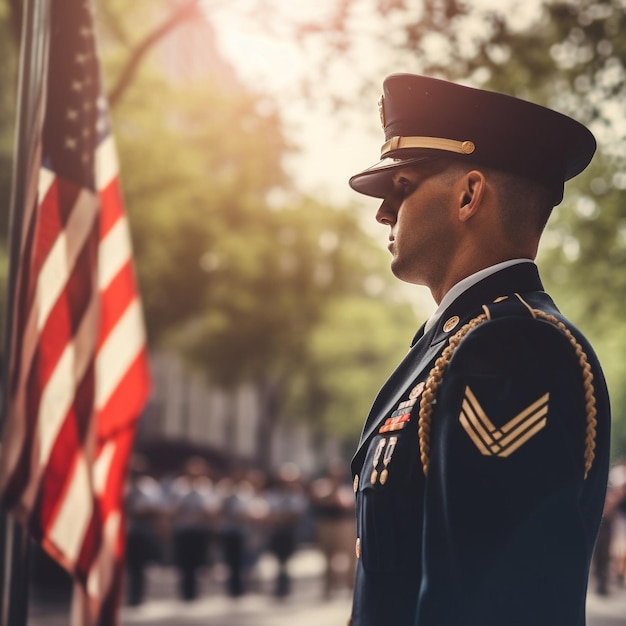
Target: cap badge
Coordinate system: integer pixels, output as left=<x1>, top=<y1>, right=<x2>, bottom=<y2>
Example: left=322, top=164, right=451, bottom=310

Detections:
left=378, top=94, right=386, bottom=128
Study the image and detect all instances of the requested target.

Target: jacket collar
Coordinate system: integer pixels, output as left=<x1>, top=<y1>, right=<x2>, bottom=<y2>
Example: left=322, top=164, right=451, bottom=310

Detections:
left=412, top=262, right=544, bottom=347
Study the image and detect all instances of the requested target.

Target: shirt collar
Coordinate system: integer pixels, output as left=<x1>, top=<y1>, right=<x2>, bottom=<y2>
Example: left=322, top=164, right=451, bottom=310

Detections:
left=423, top=259, right=535, bottom=333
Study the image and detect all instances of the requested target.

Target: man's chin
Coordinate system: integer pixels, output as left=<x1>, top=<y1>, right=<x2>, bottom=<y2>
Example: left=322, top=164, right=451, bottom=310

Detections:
left=390, top=262, right=422, bottom=286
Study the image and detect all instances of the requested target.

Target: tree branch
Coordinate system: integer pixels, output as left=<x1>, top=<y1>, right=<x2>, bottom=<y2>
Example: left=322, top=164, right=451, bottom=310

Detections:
left=107, top=0, right=202, bottom=108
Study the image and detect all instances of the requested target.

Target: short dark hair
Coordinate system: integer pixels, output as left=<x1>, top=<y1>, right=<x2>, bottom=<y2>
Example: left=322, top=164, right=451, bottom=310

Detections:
left=439, top=159, right=555, bottom=244
left=487, top=168, right=555, bottom=241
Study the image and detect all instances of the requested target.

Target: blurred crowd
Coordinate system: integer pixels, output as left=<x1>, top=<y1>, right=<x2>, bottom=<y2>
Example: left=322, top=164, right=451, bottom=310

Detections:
left=124, top=455, right=357, bottom=606
left=592, top=459, right=626, bottom=596
left=126, top=455, right=626, bottom=605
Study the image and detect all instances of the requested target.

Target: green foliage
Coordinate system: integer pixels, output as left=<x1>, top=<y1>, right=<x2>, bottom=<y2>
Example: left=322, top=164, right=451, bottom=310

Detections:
left=177, top=196, right=412, bottom=392
left=94, top=1, right=421, bottom=450
left=110, top=66, right=288, bottom=341
left=304, top=294, right=416, bottom=441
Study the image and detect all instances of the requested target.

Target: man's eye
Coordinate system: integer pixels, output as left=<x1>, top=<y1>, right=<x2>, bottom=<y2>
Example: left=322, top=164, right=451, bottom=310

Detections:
left=396, top=178, right=416, bottom=198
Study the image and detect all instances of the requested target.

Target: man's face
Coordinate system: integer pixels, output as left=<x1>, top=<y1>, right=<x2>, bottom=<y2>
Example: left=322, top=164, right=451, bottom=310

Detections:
left=376, top=161, right=460, bottom=287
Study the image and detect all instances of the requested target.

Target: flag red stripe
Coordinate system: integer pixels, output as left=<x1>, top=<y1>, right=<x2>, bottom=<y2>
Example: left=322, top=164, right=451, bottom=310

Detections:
left=98, top=178, right=124, bottom=239
left=29, top=222, right=98, bottom=392
left=2, top=214, right=100, bottom=509
left=33, top=361, right=96, bottom=540
left=75, top=512, right=99, bottom=583
left=32, top=178, right=81, bottom=278
left=96, top=349, right=149, bottom=442
left=97, top=261, right=135, bottom=347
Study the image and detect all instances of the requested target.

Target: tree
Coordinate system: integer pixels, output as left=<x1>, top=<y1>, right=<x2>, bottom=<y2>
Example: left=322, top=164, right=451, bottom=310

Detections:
left=305, top=293, right=417, bottom=445
left=177, top=197, right=418, bottom=465
left=110, top=72, right=288, bottom=341
left=89, top=0, right=424, bottom=464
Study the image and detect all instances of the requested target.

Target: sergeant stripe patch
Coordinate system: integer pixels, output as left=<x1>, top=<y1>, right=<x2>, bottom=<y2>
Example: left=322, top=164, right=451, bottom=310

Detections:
left=459, top=386, right=549, bottom=458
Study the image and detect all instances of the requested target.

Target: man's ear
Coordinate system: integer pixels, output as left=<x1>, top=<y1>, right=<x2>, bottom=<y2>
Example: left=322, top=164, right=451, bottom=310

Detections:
left=457, top=170, right=486, bottom=222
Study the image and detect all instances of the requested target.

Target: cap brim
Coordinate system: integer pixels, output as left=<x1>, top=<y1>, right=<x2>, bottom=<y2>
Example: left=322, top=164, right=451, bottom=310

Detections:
left=348, top=156, right=435, bottom=198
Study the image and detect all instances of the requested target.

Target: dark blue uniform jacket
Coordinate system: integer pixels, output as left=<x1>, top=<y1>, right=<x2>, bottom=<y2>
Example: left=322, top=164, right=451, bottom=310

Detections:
left=350, top=263, right=611, bottom=626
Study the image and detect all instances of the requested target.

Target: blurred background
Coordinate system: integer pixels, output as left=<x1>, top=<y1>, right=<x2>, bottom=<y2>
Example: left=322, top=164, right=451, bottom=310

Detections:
left=1, top=0, right=626, bottom=623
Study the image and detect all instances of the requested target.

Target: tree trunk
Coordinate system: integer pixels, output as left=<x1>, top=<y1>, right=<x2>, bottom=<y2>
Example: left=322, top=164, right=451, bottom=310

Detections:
left=255, top=380, right=281, bottom=472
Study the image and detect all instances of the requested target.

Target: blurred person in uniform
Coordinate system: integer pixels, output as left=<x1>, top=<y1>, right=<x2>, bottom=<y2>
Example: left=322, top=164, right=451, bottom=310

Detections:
left=170, top=456, right=220, bottom=601
left=240, top=468, right=272, bottom=588
left=217, top=468, right=269, bottom=597
left=124, top=454, right=164, bottom=606
left=609, top=460, right=626, bottom=586
left=592, top=471, right=622, bottom=595
left=310, top=462, right=357, bottom=599
left=266, top=462, right=308, bottom=598
left=347, top=74, right=611, bottom=625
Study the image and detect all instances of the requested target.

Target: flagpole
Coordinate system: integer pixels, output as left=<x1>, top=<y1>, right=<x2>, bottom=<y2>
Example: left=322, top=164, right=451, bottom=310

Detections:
left=0, top=1, right=50, bottom=625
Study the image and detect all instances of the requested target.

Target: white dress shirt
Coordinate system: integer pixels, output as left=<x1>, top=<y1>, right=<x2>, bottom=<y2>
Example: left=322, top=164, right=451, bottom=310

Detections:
left=423, top=259, right=536, bottom=333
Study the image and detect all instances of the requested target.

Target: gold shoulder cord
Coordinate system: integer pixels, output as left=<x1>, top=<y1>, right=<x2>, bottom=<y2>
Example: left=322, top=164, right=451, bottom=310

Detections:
left=417, top=295, right=598, bottom=479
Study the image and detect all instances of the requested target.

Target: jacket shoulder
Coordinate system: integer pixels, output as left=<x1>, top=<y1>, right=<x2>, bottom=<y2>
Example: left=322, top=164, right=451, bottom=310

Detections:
left=418, top=293, right=607, bottom=479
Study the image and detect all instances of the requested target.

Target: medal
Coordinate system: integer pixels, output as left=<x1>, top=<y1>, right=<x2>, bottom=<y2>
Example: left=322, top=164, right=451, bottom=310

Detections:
left=409, top=381, right=425, bottom=399
left=379, top=436, right=398, bottom=485
left=370, top=438, right=386, bottom=484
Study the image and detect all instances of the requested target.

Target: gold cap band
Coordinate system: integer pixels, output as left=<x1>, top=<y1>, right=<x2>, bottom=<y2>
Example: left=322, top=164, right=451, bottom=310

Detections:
left=381, top=136, right=476, bottom=158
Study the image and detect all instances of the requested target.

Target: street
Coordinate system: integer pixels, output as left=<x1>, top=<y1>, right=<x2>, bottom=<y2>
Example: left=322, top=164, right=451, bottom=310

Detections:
left=28, top=548, right=626, bottom=625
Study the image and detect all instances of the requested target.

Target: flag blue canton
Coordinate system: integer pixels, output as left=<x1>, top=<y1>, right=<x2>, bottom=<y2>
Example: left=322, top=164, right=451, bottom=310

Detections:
left=42, top=0, right=106, bottom=190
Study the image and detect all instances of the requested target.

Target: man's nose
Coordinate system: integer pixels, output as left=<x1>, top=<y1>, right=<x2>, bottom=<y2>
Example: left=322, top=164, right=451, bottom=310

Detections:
left=376, top=197, right=398, bottom=226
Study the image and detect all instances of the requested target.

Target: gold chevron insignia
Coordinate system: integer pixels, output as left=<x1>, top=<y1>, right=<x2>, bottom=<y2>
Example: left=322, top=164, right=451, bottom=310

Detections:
left=459, top=386, right=549, bottom=458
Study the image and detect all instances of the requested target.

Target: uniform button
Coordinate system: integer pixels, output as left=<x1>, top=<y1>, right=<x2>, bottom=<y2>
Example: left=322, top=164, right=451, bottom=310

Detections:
left=353, top=474, right=359, bottom=492
left=355, top=537, right=361, bottom=559
left=443, top=315, right=460, bottom=332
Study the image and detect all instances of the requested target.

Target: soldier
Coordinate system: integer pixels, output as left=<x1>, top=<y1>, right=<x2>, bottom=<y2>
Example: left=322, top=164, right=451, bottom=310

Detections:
left=170, top=457, right=220, bottom=601
left=310, top=462, right=357, bottom=599
left=347, top=74, right=611, bottom=626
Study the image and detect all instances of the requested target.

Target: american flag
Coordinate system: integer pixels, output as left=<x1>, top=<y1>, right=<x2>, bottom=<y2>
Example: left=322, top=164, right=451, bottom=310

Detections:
left=0, top=1, right=150, bottom=624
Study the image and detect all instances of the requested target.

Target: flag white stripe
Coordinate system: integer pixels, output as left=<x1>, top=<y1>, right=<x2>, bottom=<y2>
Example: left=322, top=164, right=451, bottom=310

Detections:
left=95, top=135, right=119, bottom=190
left=95, top=299, right=145, bottom=410
left=36, top=234, right=70, bottom=332
left=98, top=217, right=132, bottom=291
left=37, top=344, right=76, bottom=466
left=71, top=272, right=100, bottom=384
left=48, top=453, right=93, bottom=563
left=38, top=167, right=55, bottom=202
left=87, top=510, right=120, bottom=598
left=19, top=288, right=99, bottom=513
left=17, top=343, right=76, bottom=513
left=36, top=190, right=98, bottom=332
left=93, top=441, right=115, bottom=495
